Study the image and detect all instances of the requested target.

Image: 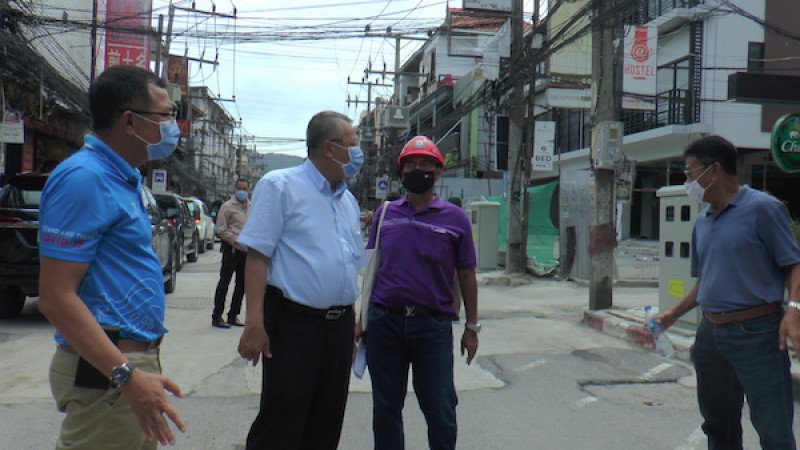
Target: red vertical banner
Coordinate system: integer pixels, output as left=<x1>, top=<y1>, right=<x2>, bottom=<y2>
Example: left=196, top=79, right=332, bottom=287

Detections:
left=167, top=55, right=189, bottom=97
left=105, top=0, right=152, bottom=69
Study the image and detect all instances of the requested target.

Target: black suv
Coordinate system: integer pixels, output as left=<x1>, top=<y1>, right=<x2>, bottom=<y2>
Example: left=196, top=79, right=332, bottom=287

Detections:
left=0, top=173, right=46, bottom=318
left=154, top=192, right=199, bottom=269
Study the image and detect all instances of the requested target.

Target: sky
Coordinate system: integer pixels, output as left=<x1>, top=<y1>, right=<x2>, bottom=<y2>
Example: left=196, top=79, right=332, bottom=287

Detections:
left=151, top=0, right=457, bottom=157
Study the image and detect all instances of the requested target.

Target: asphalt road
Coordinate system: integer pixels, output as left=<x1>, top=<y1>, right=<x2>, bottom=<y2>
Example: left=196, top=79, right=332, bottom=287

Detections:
left=1, top=250, right=795, bottom=449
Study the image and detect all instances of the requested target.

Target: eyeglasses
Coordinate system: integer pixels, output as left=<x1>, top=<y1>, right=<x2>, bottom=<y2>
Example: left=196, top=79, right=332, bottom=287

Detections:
left=330, top=139, right=359, bottom=148
left=128, top=109, right=178, bottom=120
left=402, top=160, right=438, bottom=171
left=683, top=165, right=709, bottom=179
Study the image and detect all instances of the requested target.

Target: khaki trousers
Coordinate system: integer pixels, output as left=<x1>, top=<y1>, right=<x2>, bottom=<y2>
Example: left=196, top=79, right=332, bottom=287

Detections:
left=49, top=346, right=162, bottom=450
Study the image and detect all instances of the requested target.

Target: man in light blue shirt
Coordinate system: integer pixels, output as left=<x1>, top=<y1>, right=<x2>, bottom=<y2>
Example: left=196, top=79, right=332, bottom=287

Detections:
left=237, top=110, right=365, bottom=449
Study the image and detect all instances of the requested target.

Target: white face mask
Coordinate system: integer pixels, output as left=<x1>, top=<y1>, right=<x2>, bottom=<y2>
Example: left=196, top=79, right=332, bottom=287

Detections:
left=684, top=165, right=713, bottom=203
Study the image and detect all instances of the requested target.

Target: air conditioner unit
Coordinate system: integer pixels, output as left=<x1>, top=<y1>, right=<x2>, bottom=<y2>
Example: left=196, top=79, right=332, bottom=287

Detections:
left=383, top=106, right=410, bottom=129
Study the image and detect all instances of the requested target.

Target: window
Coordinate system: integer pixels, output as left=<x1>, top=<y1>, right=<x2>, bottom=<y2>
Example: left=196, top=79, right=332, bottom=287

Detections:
left=748, top=42, right=764, bottom=73
left=681, top=205, right=691, bottom=221
left=666, top=205, right=675, bottom=222
left=496, top=116, right=509, bottom=171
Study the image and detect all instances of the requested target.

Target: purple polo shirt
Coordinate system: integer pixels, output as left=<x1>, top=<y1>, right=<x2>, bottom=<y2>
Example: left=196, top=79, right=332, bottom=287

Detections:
left=367, top=195, right=476, bottom=314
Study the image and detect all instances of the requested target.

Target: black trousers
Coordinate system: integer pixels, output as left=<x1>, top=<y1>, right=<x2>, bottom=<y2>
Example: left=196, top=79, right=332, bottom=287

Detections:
left=246, top=288, right=355, bottom=450
left=212, top=242, right=246, bottom=320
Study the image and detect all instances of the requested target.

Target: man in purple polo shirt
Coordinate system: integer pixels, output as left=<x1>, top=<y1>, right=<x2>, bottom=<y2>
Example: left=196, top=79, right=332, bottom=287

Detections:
left=357, top=136, right=479, bottom=450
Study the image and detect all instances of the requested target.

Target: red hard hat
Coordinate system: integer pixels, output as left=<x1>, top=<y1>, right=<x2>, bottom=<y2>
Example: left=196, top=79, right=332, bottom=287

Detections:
left=397, top=136, right=445, bottom=168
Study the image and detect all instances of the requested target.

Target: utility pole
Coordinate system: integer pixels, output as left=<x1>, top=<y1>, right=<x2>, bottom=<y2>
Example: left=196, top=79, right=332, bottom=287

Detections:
left=347, top=77, right=391, bottom=205
left=506, top=0, right=526, bottom=273
left=588, top=0, right=618, bottom=310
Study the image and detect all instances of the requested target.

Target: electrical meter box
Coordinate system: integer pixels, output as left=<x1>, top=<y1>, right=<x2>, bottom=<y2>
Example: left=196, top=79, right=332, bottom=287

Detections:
left=466, top=201, right=500, bottom=270
left=656, top=185, right=702, bottom=331
left=591, top=121, right=624, bottom=169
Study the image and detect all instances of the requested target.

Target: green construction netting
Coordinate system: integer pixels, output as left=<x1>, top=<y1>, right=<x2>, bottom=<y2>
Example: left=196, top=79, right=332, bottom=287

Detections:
left=486, top=179, right=559, bottom=268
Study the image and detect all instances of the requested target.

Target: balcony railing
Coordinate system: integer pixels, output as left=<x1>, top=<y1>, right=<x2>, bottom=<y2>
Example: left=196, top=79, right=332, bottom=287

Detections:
left=627, top=0, right=704, bottom=25
left=622, top=88, right=695, bottom=135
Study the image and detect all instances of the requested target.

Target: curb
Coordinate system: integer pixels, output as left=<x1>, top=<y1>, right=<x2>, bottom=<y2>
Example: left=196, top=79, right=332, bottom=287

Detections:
left=583, top=310, right=691, bottom=362
left=570, top=277, right=658, bottom=288
left=583, top=310, right=800, bottom=397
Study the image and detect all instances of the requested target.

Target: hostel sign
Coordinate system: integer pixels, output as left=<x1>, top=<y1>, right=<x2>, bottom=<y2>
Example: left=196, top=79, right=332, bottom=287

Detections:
left=771, top=113, right=800, bottom=172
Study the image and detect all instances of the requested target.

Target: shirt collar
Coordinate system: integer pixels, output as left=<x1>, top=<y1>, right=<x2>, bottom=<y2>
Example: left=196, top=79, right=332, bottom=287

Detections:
left=83, top=134, right=141, bottom=186
left=302, top=158, right=347, bottom=197
left=399, top=194, right=445, bottom=212
left=703, top=185, right=749, bottom=217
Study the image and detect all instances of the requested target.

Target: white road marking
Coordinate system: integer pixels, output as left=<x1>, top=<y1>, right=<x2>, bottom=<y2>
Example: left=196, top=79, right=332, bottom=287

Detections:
left=642, top=362, right=673, bottom=380
left=574, top=396, right=598, bottom=408
left=513, top=359, right=546, bottom=372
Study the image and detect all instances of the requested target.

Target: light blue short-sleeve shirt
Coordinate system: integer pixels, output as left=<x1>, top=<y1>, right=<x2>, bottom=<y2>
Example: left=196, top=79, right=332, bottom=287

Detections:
left=40, top=135, right=167, bottom=344
left=692, top=186, right=800, bottom=312
left=237, top=159, right=366, bottom=308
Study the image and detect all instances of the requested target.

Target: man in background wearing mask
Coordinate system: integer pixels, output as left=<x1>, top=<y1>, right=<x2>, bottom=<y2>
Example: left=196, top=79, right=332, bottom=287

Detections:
left=38, top=65, right=186, bottom=448
left=355, top=136, right=479, bottom=449
left=212, top=178, right=251, bottom=328
left=657, top=135, right=800, bottom=448
left=237, top=111, right=366, bottom=449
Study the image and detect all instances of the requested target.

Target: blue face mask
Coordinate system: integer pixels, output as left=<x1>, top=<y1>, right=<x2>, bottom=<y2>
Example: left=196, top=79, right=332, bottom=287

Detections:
left=235, top=190, right=248, bottom=202
left=333, top=145, right=364, bottom=178
left=133, top=113, right=181, bottom=160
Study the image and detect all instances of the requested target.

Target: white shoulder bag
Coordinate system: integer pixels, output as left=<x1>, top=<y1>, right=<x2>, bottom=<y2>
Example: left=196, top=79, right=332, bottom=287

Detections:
left=360, top=201, right=389, bottom=332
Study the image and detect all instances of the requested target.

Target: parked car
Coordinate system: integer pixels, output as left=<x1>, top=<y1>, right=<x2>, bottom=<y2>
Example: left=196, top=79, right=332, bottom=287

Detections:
left=154, top=192, right=199, bottom=267
left=181, top=196, right=215, bottom=252
left=142, top=186, right=179, bottom=293
left=0, top=173, right=46, bottom=318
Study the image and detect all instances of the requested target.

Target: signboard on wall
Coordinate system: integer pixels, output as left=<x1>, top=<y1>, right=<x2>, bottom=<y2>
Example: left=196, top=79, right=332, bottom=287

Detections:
left=622, top=25, right=657, bottom=110
left=152, top=169, right=168, bottom=193
left=463, top=0, right=512, bottom=12
left=771, top=113, right=800, bottom=172
left=167, top=55, right=189, bottom=97
left=532, top=121, right=556, bottom=172
left=1, top=112, right=24, bottom=144
left=105, top=0, right=152, bottom=69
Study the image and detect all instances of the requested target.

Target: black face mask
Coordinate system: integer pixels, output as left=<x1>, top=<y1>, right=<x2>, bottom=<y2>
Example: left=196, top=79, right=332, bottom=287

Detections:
left=402, top=169, right=436, bottom=194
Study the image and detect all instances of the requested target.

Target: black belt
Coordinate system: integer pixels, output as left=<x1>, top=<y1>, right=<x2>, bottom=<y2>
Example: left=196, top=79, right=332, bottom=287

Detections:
left=373, top=303, right=442, bottom=317
left=282, top=298, right=351, bottom=320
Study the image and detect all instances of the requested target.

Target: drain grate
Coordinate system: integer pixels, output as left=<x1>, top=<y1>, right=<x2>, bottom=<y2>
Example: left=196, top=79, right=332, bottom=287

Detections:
left=165, top=297, right=213, bottom=310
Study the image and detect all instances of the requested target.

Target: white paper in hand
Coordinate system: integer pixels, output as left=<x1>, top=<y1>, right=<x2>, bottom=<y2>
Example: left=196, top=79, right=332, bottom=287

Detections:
left=353, top=337, right=367, bottom=379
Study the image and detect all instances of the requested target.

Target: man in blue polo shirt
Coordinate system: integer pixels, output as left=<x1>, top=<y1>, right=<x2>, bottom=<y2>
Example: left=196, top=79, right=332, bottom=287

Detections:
left=658, top=135, right=800, bottom=449
left=357, top=136, right=479, bottom=450
left=39, top=65, right=186, bottom=449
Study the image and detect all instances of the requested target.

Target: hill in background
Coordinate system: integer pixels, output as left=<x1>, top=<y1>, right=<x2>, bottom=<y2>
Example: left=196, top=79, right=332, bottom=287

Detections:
left=262, top=153, right=304, bottom=172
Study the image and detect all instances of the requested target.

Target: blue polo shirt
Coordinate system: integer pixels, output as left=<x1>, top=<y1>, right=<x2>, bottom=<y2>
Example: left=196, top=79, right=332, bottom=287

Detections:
left=237, top=159, right=366, bottom=308
left=367, top=195, right=476, bottom=315
left=691, top=186, right=800, bottom=312
left=40, top=135, right=167, bottom=344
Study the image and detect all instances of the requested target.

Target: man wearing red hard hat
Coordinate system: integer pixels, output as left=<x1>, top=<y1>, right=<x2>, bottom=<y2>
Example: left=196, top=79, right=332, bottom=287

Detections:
left=356, top=135, right=479, bottom=449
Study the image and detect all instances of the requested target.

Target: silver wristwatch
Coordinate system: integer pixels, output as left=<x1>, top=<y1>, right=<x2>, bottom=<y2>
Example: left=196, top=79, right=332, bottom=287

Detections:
left=109, top=362, right=136, bottom=389
left=465, top=322, right=482, bottom=334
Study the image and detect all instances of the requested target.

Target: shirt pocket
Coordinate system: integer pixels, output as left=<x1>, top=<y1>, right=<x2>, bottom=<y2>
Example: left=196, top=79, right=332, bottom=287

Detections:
left=417, top=225, right=455, bottom=265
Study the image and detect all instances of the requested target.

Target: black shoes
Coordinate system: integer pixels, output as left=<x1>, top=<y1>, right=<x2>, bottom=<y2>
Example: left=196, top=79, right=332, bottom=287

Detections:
left=227, top=316, right=244, bottom=327
left=212, top=318, right=231, bottom=328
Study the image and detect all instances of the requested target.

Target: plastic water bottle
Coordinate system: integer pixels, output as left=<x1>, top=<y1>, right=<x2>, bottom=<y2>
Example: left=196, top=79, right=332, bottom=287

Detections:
left=644, top=305, right=675, bottom=357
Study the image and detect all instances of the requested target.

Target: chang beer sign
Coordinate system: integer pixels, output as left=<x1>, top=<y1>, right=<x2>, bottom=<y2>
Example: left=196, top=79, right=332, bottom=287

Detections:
left=771, top=113, right=800, bottom=172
